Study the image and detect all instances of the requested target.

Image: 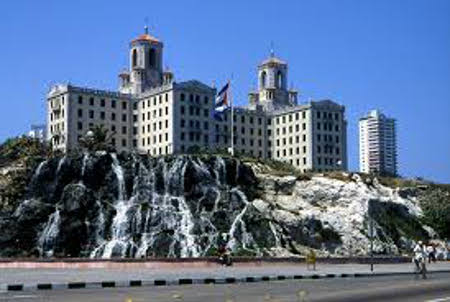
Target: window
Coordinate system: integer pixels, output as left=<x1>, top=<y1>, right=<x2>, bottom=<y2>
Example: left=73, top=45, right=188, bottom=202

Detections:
left=180, top=93, right=185, bottom=101
left=89, top=97, right=94, bottom=106
left=295, top=113, right=299, bottom=120
left=204, top=109, right=209, bottom=117
left=89, top=110, right=94, bottom=119
left=250, top=117, right=254, bottom=124
left=111, top=113, right=116, bottom=121
left=122, top=139, right=127, bottom=147
left=133, top=114, right=137, bottom=122
left=302, top=112, right=306, bottom=119
left=165, top=107, right=169, bottom=115
left=335, top=113, right=339, bottom=120
left=241, top=116, right=245, bottom=123
left=122, top=102, right=127, bottom=110
left=181, top=106, right=185, bottom=114
left=181, top=132, right=185, bottom=141
left=317, top=122, right=321, bottom=130
left=335, top=125, right=339, bottom=132
left=77, top=122, right=82, bottom=130
left=122, top=126, right=127, bottom=134
left=78, top=109, right=82, bottom=118
left=268, top=118, right=271, bottom=125
left=100, top=99, right=105, bottom=107
left=303, top=134, right=306, bottom=142
left=133, top=127, right=137, bottom=135
left=111, top=125, right=116, bottom=132
left=317, top=134, right=321, bottom=142
left=261, top=71, right=267, bottom=88
left=78, top=96, right=83, bottom=104
left=317, top=112, right=321, bottom=118
left=204, top=96, right=208, bottom=104
left=112, top=100, right=116, bottom=108
left=100, top=112, right=105, bottom=120
left=204, top=121, right=209, bottom=130
left=181, top=120, right=185, bottom=128
left=122, top=114, right=127, bottom=122
left=132, top=49, right=137, bottom=67
left=149, top=48, right=156, bottom=67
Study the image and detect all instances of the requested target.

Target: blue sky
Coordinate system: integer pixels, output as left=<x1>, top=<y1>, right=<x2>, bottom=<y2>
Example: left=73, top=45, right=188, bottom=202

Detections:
left=0, top=0, right=449, bottom=182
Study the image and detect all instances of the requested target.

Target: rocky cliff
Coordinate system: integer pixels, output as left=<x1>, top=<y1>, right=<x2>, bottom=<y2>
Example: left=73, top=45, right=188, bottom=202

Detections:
left=0, top=150, right=448, bottom=258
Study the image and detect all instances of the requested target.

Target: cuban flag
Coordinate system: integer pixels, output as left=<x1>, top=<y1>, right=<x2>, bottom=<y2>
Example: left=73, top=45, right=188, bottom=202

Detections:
left=213, top=82, right=230, bottom=121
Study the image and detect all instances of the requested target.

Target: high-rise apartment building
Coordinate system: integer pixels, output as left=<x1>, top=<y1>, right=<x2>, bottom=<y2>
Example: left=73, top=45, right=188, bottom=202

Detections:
left=359, top=110, right=397, bottom=175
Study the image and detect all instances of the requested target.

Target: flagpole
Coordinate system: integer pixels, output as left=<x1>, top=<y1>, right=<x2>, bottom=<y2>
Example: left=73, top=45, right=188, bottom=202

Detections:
left=229, top=78, right=234, bottom=156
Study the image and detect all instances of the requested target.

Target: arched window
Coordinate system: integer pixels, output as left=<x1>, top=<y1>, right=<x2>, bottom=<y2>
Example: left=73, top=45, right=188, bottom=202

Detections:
left=261, top=71, right=267, bottom=88
left=132, top=49, right=138, bottom=67
left=149, top=48, right=156, bottom=68
left=276, top=71, right=283, bottom=89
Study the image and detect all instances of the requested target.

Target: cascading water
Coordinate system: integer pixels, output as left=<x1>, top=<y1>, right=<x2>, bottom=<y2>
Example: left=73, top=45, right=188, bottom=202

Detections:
left=31, top=160, right=47, bottom=183
left=226, top=188, right=257, bottom=252
left=22, top=153, right=271, bottom=258
left=38, top=209, right=61, bottom=257
left=98, top=154, right=133, bottom=258
left=56, top=156, right=66, bottom=175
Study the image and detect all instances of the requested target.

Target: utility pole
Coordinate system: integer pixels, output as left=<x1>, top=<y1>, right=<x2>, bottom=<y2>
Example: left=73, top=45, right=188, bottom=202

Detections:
left=370, top=216, right=374, bottom=272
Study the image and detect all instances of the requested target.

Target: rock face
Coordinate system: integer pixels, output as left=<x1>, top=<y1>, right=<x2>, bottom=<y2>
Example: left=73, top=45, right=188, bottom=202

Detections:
left=0, top=152, right=435, bottom=258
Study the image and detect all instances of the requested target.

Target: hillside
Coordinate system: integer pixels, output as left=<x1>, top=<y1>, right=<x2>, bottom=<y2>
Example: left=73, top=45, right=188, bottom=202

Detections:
left=0, top=138, right=449, bottom=258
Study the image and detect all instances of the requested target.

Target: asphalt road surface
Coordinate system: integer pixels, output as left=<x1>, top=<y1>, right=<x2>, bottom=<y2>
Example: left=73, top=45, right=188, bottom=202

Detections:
left=1, top=273, right=450, bottom=302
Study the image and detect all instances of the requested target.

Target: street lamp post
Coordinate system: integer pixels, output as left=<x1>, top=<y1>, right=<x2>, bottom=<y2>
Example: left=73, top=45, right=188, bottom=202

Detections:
left=370, top=216, right=374, bottom=272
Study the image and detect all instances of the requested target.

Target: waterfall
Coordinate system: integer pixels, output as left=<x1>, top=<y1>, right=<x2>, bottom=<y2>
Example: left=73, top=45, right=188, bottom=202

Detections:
left=56, top=156, right=66, bottom=175
left=38, top=209, right=61, bottom=257
left=226, top=189, right=256, bottom=252
left=31, top=160, right=47, bottom=183
left=98, top=154, right=132, bottom=258
left=81, top=153, right=90, bottom=176
left=26, top=153, right=265, bottom=259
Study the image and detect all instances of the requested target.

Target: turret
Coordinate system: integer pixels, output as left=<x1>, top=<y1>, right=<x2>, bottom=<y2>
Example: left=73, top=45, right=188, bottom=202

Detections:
left=121, top=26, right=164, bottom=94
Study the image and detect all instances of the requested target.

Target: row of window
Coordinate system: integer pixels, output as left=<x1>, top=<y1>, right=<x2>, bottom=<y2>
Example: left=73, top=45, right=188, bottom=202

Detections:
left=180, top=106, right=210, bottom=118
left=141, top=94, right=169, bottom=108
left=274, top=135, right=308, bottom=147
left=141, top=107, right=169, bottom=121
left=274, top=111, right=307, bottom=124
left=180, top=93, right=209, bottom=105
left=317, top=122, right=340, bottom=132
left=141, top=133, right=170, bottom=146
left=77, top=109, right=128, bottom=122
left=77, top=96, right=128, bottom=110
left=317, top=134, right=340, bottom=143
left=317, top=111, right=340, bottom=120
left=317, top=145, right=340, bottom=155
left=317, top=157, right=340, bottom=166
left=49, top=110, right=64, bottom=121
left=141, top=120, right=169, bottom=134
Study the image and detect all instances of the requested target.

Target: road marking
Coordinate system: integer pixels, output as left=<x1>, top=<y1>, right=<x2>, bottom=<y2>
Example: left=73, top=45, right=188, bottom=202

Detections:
left=426, top=297, right=450, bottom=302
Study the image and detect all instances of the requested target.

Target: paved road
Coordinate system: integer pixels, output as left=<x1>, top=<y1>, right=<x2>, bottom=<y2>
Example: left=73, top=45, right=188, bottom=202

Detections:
left=1, top=273, right=450, bottom=301
left=2, top=262, right=450, bottom=285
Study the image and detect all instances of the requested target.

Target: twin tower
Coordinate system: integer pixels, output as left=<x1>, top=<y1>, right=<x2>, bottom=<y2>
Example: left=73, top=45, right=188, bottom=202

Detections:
left=119, top=27, right=298, bottom=111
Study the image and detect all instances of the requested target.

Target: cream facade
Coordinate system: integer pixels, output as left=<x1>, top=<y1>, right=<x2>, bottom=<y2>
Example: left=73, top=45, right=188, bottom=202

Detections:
left=47, top=29, right=347, bottom=172
left=359, top=110, right=397, bottom=175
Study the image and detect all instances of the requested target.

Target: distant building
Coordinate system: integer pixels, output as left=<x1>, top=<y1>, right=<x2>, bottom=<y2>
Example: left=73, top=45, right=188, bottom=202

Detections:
left=28, top=124, right=46, bottom=142
left=46, top=27, right=348, bottom=172
left=359, top=110, right=397, bottom=175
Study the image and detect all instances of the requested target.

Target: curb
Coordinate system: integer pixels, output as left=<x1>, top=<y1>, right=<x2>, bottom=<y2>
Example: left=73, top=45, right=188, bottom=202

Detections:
left=2, top=270, right=450, bottom=292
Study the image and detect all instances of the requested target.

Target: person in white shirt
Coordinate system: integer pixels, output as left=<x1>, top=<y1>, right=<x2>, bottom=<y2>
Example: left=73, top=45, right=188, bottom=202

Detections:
left=413, top=241, right=427, bottom=279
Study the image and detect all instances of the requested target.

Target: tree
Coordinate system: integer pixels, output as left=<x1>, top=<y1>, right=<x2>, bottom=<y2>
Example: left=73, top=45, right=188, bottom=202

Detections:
left=78, top=125, right=116, bottom=152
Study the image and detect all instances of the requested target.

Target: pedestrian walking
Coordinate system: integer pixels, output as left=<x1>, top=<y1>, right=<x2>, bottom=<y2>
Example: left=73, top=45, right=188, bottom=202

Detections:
left=413, top=241, right=427, bottom=279
left=427, top=243, right=436, bottom=264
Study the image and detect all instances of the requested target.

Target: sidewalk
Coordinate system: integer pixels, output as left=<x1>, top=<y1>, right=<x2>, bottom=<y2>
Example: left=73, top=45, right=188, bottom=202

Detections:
left=1, top=261, right=450, bottom=290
